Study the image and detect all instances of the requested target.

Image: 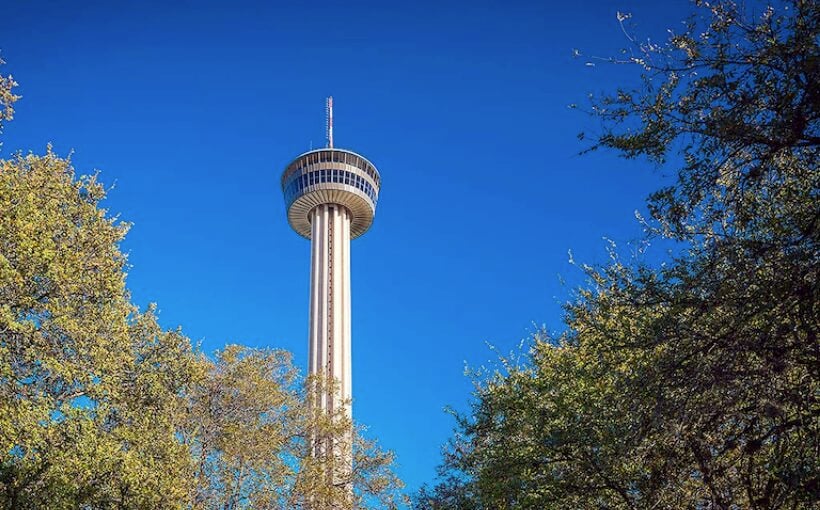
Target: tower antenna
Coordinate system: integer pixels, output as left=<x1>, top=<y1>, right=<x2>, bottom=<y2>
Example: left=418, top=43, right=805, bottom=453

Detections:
left=326, top=96, right=334, bottom=148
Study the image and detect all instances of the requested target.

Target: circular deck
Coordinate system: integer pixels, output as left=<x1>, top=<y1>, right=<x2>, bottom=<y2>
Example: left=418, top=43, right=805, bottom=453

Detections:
left=281, top=148, right=381, bottom=239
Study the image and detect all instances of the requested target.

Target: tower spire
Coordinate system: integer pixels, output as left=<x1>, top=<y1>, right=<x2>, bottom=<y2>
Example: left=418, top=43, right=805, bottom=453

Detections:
left=326, top=96, right=334, bottom=148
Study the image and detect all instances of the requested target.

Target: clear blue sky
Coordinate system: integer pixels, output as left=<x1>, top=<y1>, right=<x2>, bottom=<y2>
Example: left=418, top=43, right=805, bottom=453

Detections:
left=3, top=0, right=693, bottom=494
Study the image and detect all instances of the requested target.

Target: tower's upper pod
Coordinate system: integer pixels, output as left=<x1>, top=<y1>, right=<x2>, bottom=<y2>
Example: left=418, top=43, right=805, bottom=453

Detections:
left=281, top=148, right=381, bottom=239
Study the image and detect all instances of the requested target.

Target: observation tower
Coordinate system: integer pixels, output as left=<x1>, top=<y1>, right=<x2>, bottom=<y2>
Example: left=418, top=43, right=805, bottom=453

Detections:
left=281, top=97, right=381, bottom=425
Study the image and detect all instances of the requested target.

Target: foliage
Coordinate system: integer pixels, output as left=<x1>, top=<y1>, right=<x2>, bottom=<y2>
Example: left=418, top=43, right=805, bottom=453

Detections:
left=185, top=347, right=406, bottom=510
left=0, top=56, right=19, bottom=143
left=0, top=150, right=198, bottom=508
left=185, top=345, right=300, bottom=509
left=417, top=1, right=819, bottom=508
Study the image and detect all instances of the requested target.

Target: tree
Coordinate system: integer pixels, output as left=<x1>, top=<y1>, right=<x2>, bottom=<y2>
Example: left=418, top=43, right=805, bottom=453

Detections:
left=418, top=1, right=819, bottom=508
left=0, top=150, right=199, bottom=508
left=184, top=345, right=406, bottom=510
left=184, top=345, right=301, bottom=509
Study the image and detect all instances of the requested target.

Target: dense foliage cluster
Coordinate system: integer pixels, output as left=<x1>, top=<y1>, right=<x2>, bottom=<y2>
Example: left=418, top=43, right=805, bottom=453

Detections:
left=184, top=348, right=404, bottom=510
left=0, top=63, right=403, bottom=509
left=416, top=1, right=818, bottom=508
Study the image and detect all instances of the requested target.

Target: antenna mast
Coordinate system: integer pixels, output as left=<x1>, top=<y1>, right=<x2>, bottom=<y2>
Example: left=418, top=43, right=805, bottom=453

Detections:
left=326, top=96, right=334, bottom=148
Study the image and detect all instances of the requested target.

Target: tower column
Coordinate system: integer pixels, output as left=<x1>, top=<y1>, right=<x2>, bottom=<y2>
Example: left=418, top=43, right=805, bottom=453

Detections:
left=308, top=203, right=352, bottom=417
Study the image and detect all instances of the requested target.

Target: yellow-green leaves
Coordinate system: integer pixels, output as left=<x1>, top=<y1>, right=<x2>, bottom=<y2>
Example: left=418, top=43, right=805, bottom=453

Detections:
left=185, top=348, right=406, bottom=510
left=0, top=56, right=19, bottom=144
left=0, top=151, right=192, bottom=508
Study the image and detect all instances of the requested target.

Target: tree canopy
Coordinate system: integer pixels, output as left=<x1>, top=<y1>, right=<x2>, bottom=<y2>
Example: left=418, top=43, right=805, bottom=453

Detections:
left=416, top=1, right=819, bottom=508
left=0, top=149, right=198, bottom=508
left=184, top=347, right=405, bottom=510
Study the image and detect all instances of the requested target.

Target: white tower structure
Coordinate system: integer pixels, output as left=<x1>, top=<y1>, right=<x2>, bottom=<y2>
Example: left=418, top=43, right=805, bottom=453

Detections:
left=281, top=96, right=381, bottom=433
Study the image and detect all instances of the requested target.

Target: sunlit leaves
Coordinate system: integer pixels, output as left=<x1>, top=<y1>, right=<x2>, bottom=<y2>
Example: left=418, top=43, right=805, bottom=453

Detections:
left=0, top=150, right=196, bottom=508
left=0, top=56, right=19, bottom=144
left=185, top=349, right=405, bottom=510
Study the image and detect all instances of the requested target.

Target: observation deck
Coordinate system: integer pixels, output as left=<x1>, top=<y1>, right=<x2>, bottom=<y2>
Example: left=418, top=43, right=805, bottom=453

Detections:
left=281, top=148, right=381, bottom=239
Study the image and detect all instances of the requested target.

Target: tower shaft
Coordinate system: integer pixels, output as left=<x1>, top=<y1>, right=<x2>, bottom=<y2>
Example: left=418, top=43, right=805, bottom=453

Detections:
left=308, top=203, right=352, bottom=417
